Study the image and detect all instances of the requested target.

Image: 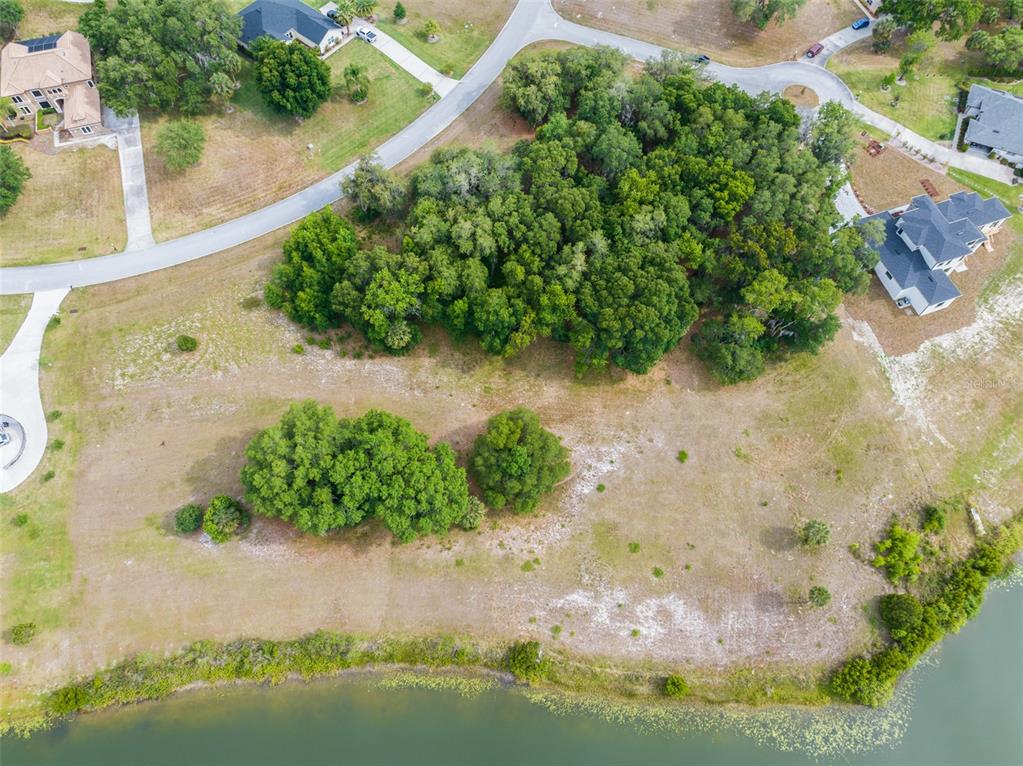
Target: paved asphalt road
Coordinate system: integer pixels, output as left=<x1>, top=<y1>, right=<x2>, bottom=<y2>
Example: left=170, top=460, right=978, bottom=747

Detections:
left=0, top=0, right=1012, bottom=296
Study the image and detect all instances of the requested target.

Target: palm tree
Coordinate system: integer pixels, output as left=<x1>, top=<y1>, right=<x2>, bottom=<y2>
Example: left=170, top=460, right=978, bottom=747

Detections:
left=344, top=63, right=369, bottom=103
left=333, top=0, right=355, bottom=34
left=353, top=0, right=378, bottom=20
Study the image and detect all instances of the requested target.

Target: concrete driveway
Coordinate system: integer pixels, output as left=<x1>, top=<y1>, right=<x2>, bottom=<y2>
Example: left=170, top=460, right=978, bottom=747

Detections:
left=807, top=22, right=873, bottom=67
left=104, top=107, right=156, bottom=251
left=0, top=288, right=69, bottom=492
left=362, top=25, right=459, bottom=97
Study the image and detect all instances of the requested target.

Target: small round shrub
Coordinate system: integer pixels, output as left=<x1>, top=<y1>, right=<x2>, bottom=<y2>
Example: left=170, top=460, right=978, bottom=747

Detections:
left=808, top=585, right=831, bottom=608
left=799, top=519, right=830, bottom=548
left=176, top=334, right=198, bottom=352
left=202, top=495, right=247, bottom=543
left=9, top=622, right=37, bottom=645
left=664, top=674, right=689, bottom=698
left=50, top=684, right=89, bottom=715
left=878, top=593, right=922, bottom=634
left=174, top=503, right=204, bottom=534
left=676, top=450, right=688, bottom=464
left=506, top=640, right=545, bottom=681
left=11, top=513, right=28, bottom=527
left=459, top=496, right=487, bottom=531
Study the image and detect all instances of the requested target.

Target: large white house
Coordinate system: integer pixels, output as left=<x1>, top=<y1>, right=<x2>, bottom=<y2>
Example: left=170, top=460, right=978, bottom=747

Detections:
left=863, top=191, right=1010, bottom=315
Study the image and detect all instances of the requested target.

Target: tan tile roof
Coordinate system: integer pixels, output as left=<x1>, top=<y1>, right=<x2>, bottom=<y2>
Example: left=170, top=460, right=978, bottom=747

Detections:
left=63, top=80, right=101, bottom=129
left=0, top=31, right=94, bottom=98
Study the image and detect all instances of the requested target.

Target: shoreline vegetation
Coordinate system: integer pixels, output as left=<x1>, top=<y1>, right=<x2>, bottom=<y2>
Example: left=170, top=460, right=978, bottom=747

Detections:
left=3, top=512, right=1019, bottom=740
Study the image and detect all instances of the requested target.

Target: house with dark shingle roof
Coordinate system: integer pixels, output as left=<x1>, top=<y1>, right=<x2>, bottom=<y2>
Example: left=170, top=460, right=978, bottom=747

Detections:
left=237, top=0, right=344, bottom=55
left=862, top=191, right=1010, bottom=315
left=962, top=84, right=1023, bottom=169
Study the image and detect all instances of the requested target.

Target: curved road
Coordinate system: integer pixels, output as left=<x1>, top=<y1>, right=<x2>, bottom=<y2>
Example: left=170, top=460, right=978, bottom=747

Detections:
left=3, top=0, right=1009, bottom=296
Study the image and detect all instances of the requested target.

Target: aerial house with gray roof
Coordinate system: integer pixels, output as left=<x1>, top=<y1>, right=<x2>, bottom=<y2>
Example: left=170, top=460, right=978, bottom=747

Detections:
left=237, top=0, right=344, bottom=55
left=961, top=84, right=1023, bottom=170
left=862, top=191, right=1011, bottom=315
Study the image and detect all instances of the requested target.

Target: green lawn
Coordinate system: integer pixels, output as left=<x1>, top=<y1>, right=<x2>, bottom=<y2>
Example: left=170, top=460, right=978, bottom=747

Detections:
left=829, top=46, right=962, bottom=142
left=242, top=41, right=436, bottom=172
left=375, top=17, right=494, bottom=79
left=0, top=295, right=32, bottom=355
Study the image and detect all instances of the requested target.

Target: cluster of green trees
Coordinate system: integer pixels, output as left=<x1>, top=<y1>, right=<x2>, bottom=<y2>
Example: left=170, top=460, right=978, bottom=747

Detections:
left=270, top=48, right=874, bottom=383
left=79, top=0, right=242, bottom=115
left=830, top=512, right=1022, bottom=706
left=238, top=402, right=566, bottom=543
left=0, top=145, right=30, bottom=215
left=731, top=0, right=807, bottom=29
left=966, top=26, right=1023, bottom=73
left=879, top=0, right=1023, bottom=74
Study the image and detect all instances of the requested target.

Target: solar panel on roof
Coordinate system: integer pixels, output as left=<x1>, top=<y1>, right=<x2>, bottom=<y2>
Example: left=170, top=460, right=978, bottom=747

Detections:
left=17, top=34, right=61, bottom=53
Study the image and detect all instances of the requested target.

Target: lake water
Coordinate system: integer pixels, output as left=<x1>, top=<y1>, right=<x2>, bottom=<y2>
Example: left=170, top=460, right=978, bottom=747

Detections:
left=4, top=583, right=1021, bottom=766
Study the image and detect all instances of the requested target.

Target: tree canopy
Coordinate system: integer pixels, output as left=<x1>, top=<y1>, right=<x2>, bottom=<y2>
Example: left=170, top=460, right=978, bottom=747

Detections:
left=882, top=0, right=984, bottom=41
left=254, top=38, right=332, bottom=118
left=341, top=156, right=407, bottom=219
left=155, top=120, right=206, bottom=171
left=471, top=408, right=570, bottom=515
left=0, top=145, right=30, bottom=215
left=240, top=402, right=470, bottom=542
left=266, top=47, right=871, bottom=382
left=79, top=0, right=242, bottom=115
left=731, top=0, right=807, bottom=29
left=0, top=0, right=23, bottom=40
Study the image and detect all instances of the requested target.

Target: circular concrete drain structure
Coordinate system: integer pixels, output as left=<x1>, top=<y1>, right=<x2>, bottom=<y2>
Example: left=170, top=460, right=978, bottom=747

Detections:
left=0, top=415, right=26, bottom=470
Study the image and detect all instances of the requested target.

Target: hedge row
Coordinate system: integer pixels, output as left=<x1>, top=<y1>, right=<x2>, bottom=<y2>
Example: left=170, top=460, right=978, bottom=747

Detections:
left=830, top=512, right=1023, bottom=706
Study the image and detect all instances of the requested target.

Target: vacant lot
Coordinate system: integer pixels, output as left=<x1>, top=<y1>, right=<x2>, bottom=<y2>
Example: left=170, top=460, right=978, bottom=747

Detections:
left=554, top=0, right=859, bottom=66
left=17, top=0, right=87, bottom=38
left=142, top=43, right=434, bottom=242
left=829, top=38, right=972, bottom=142
left=3, top=212, right=1020, bottom=714
left=3, top=66, right=1021, bottom=724
left=374, top=0, right=517, bottom=78
left=0, top=142, right=126, bottom=267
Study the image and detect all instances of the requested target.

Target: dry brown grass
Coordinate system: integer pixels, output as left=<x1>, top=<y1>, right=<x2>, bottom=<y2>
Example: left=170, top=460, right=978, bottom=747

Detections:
left=0, top=141, right=126, bottom=267
left=143, top=44, right=435, bottom=242
left=554, top=0, right=860, bottom=66
left=847, top=133, right=964, bottom=214
left=783, top=84, right=819, bottom=107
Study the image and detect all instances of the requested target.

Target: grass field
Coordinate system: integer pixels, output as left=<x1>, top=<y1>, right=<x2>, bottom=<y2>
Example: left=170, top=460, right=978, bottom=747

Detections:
left=554, top=0, right=859, bottom=67
left=0, top=295, right=32, bottom=355
left=142, top=43, right=435, bottom=242
left=16, top=0, right=87, bottom=38
left=0, top=143, right=127, bottom=267
left=374, top=0, right=517, bottom=78
left=828, top=38, right=970, bottom=142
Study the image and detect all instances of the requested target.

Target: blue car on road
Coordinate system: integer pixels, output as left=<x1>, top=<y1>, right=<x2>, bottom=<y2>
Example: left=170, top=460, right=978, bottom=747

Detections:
left=852, top=17, right=870, bottom=30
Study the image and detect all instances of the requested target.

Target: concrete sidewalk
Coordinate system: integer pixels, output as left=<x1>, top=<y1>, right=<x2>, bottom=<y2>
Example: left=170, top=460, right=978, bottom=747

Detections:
left=104, top=107, right=156, bottom=251
left=0, top=288, right=69, bottom=492
left=360, top=25, right=458, bottom=97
